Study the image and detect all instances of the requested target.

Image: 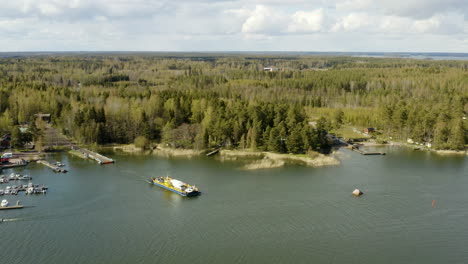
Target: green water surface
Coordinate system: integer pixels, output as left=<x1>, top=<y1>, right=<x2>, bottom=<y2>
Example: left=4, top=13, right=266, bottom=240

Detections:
left=1, top=146, right=467, bottom=264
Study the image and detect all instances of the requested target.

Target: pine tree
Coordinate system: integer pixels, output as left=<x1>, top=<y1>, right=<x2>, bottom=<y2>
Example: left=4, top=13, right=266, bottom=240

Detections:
left=287, top=127, right=304, bottom=154
left=448, top=119, right=465, bottom=150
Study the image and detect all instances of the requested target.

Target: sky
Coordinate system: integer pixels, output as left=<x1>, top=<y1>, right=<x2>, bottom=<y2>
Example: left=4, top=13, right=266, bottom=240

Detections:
left=0, top=0, right=467, bottom=52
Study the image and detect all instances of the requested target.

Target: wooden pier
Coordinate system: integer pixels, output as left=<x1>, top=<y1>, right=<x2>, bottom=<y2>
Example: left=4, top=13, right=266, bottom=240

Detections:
left=73, top=148, right=114, bottom=164
left=37, top=160, right=68, bottom=173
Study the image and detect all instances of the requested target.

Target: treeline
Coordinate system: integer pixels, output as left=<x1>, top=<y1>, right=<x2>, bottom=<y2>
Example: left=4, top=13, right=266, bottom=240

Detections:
left=0, top=54, right=466, bottom=151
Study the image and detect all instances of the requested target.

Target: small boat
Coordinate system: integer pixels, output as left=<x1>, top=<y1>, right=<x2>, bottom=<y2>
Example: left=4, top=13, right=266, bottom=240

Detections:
left=1, top=199, right=8, bottom=207
left=149, top=176, right=201, bottom=197
left=26, top=187, right=34, bottom=195
left=17, top=175, right=32, bottom=180
left=8, top=173, right=31, bottom=181
left=54, top=161, right=65, bottom=167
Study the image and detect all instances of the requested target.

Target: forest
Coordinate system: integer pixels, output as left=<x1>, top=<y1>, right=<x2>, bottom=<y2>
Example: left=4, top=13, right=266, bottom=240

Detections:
left=0, top=53, right=466, bottom=153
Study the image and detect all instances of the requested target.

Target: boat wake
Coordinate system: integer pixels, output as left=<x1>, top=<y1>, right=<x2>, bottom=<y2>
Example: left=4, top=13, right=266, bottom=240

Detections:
left=1, top=217, right=27, bottom=223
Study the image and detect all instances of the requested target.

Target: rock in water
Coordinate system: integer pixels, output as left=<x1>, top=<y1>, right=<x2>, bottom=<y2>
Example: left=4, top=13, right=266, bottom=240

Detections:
left=352, top=189, right=363, bottom=196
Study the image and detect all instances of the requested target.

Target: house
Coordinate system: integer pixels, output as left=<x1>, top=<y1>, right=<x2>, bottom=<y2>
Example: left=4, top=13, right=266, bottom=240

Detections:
left=263, top=66, right=278, bottom=72
left=19, top=122, right=30, bottom=133
left=364, top=128, right=375, bottom=134
left=34, top=113, right=51, bottom=123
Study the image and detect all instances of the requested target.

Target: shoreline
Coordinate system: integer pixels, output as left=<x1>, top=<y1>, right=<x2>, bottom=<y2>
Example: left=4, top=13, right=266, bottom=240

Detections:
left=358, top=141, right=468, bottom=156
left=109, top=144, right=341, bottom=170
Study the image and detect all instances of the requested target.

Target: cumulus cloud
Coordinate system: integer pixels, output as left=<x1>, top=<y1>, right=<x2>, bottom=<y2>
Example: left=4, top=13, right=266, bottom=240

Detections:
left=376, top=0, right=467, bottom=19
left=288, top=9, right=326, bottom=33
left=332, top=13, right=373, bottom=32
left=241, top=5, right=287, bottom=34
left=241, top=5, right=327, bottom=34
left=335, top=0, right=467, bottom=19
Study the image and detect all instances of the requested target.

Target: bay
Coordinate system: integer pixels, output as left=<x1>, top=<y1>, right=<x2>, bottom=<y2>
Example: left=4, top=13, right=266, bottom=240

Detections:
left=1, top=146, right=467, bottom=264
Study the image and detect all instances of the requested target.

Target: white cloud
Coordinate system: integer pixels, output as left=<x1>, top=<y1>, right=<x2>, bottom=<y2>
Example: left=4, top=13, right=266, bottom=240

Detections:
left=0, top=0, right=465, bottom=51
left=288, top=9, right=326, bottom=33
left=335, top=0, right=373, bottom=11
left=332, top=13, right=373, bottom=32
left=241, top=5, right=287, bottom=34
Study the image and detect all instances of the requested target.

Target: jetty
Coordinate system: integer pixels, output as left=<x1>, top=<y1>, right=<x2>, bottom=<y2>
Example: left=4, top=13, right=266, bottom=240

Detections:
left=351, top=145, right=386, bottom=155
left=37, top=160, right=68, bottom=173
left=72, top=148, right=114, bottom=164
left=206, top=148, right=221, bottom=157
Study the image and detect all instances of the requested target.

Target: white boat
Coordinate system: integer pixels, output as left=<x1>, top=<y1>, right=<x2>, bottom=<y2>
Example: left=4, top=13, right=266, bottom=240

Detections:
left=17, top=175, right=32, bottom=180
left=55, top=162, right=65, bottom=167
left=1, top=199, right=8, bottom=207
left=26, top=187, right=34, bottom=195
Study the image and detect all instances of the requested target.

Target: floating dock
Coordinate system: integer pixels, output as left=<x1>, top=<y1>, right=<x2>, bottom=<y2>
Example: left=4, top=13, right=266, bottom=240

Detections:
left=72, top=148, right=114, bottom=164
left=37, top=160, right=68, bottom=173
left=0, top=201, right=24, bottom=210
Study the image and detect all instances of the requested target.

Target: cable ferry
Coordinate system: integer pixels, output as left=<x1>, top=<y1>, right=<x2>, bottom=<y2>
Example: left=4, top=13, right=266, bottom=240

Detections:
left=149, top=176, right=201, bottom=197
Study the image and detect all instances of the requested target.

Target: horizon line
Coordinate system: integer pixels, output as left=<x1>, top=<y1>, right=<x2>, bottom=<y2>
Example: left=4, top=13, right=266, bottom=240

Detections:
left=0, top=51, right=467, bottom=56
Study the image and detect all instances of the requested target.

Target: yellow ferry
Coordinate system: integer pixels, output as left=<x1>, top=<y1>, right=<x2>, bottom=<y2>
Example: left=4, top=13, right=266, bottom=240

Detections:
left=149, top=176, right=200, bottom=196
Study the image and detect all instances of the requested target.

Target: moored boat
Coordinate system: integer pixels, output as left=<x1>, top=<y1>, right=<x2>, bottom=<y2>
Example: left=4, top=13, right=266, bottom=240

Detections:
left=149, top=176, right=200, bottom=196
